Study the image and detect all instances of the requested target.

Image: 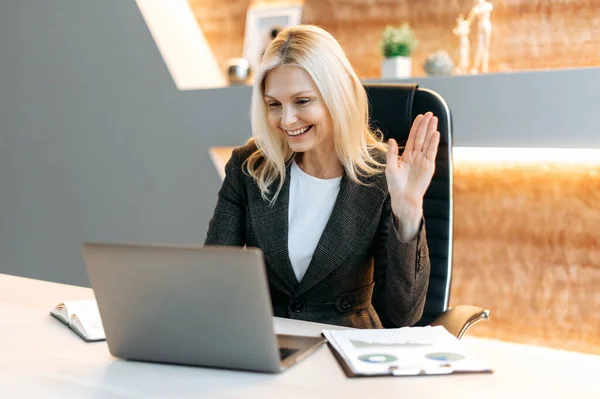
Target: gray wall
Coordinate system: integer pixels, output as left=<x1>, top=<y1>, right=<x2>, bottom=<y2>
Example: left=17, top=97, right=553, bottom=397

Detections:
left=1, top=1, right=598, bottom=287
left=0, top=0, right=251, bottom=286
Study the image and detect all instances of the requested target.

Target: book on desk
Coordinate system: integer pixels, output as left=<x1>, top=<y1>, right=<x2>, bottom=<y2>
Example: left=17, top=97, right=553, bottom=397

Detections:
left=50, top=299, right=106, bottom=342
left=322, top=326, right=493, bottom=377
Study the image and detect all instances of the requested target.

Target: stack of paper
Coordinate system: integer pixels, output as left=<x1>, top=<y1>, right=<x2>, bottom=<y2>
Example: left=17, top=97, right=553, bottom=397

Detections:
left=322, top=326, right=492, bottom=377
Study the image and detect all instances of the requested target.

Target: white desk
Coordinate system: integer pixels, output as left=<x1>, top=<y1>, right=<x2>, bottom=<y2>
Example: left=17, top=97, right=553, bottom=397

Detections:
left=1, top=273, right=598, bottom=399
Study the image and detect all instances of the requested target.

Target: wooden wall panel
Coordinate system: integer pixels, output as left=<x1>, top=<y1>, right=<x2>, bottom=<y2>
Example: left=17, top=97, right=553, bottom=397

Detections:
left=188, top=0, right=600, bottom=78
left=451, top=160, right=600, bottom=354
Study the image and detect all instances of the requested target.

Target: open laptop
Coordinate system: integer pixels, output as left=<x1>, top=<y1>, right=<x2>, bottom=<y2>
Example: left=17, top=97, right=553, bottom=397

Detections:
left=82, top=243, right=326, bottom=373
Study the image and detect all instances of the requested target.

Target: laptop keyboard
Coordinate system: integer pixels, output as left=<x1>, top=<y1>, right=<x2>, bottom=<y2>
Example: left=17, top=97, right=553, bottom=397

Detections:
left=279, top=347, right=299, bottom=360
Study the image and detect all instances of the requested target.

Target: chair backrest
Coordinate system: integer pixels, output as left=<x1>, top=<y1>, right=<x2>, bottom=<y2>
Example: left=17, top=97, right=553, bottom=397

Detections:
left=364, top=83, right=453, bottom=326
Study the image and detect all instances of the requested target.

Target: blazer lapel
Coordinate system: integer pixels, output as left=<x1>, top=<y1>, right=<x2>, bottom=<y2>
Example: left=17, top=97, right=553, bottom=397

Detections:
left=249, top=163, right=298, bottom=294
left=295, top=173, right=385, bottom=297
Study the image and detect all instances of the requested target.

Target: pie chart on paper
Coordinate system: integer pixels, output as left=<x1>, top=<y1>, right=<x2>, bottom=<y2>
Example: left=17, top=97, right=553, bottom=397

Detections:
left=358, top=354, right=398, bottom=364
left=425, top=352, right=465, bottom=362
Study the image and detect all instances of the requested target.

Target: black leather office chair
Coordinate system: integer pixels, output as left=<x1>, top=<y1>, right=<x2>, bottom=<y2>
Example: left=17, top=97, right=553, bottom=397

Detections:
left=364, top=83, right=489, bottom=339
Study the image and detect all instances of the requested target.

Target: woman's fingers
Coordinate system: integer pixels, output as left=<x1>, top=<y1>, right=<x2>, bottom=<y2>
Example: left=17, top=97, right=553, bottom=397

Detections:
left=386, top=138, right=399, bottom=170
left=404, top=114, right=424, bottom=153
left=413, top=112, right=434, bottom=153
left=425, top=131, right=441, bottom=161
left=426, top=116, right=438, bottom=145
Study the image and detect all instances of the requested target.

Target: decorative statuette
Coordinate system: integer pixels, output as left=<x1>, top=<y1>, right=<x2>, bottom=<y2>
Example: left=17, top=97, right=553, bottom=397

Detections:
left=466, top=0, right=494, bottom=74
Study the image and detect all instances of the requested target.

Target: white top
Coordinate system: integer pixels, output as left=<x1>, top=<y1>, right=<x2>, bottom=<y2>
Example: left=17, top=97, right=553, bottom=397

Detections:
left=288, top=160, right=342, bottom=282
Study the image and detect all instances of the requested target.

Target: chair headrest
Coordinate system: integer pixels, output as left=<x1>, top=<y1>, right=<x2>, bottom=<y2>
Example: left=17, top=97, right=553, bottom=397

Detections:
left=364, top=83, right=419, bottom=143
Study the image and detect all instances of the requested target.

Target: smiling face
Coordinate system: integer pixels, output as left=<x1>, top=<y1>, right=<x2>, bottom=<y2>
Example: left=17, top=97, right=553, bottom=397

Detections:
left=263, top=65, right=334, bottom=154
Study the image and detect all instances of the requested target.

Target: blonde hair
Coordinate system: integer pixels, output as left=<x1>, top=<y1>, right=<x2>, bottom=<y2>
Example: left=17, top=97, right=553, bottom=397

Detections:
left=245, top=24, right=387, bottom=204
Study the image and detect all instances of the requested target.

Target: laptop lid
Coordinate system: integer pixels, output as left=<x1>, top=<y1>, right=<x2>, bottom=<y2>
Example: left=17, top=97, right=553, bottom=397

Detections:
left=83, top=243, right=284, bottom=373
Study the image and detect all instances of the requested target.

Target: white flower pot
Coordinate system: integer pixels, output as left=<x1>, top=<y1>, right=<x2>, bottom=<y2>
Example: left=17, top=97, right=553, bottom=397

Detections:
left=381, top=56, right=412, bottom=79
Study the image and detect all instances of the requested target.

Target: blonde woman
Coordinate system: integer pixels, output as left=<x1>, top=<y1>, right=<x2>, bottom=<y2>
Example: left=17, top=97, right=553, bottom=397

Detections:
left=205, top=25, right=440, bottom=329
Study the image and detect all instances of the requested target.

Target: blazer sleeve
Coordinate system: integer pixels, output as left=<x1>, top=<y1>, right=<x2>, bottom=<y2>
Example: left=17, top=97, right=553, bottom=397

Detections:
left=204, top=148, right=247, bottom=247
left=371, top=194, right=431, bottom=328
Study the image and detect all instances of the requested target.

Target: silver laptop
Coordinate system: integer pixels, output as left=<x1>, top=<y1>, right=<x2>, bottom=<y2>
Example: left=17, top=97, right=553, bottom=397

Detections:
left=82, top=243, right=326, bottom=373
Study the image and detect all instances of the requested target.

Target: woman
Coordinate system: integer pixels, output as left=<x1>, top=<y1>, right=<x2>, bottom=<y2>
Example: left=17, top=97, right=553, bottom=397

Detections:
left=205, top=25, right=440, bottom=329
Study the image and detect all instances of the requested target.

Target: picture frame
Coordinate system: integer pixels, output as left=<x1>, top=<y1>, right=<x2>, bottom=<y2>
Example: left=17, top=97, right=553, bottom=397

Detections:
left=242, top=3, right=304, bottom=77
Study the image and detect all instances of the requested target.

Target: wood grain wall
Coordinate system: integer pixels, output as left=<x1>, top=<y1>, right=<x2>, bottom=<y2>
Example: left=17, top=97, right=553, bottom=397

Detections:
left=188, top=0, right=600, bottom=78
left=450, top=160, right=600, bottom=355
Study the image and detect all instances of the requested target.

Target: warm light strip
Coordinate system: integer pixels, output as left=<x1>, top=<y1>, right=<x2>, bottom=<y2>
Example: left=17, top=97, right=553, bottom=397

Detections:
left=453, top=147, right=600, bottom=164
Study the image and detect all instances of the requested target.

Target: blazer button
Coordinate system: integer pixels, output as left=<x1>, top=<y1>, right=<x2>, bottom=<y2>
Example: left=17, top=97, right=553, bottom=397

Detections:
left=341, top=297, right=352, bottom=310
left=290, top=300, right=303, bottom=313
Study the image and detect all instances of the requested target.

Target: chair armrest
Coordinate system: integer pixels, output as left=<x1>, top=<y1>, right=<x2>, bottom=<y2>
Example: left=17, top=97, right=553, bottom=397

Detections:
left=430, top=305, right=490, bottom=339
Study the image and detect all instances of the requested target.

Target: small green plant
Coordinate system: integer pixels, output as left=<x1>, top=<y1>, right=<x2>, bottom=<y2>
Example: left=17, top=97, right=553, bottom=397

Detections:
left=380, top=24, right=418, bottom=58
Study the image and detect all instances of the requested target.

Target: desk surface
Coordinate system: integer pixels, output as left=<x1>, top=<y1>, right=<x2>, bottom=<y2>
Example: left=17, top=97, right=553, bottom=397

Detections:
left=1, top=273, right=598, bottom=399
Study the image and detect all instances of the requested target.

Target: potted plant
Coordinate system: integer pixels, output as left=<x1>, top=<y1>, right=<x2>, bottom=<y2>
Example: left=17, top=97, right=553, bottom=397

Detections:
left=380, top=24, right=418, bottom=79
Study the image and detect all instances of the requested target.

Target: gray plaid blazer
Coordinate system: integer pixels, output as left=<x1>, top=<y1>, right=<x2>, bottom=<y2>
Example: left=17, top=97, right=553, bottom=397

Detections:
left=205, top=143, right=431, bottom=329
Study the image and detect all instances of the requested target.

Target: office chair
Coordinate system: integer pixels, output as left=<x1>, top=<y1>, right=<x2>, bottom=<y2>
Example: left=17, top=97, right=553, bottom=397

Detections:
left=364, top=83, right=489, bottom=339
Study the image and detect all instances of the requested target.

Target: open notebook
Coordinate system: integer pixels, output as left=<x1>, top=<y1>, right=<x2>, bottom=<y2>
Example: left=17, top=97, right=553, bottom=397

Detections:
left=322, top=325, right=492, bottom=377
left=50, top=299, right=106, bottom=342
